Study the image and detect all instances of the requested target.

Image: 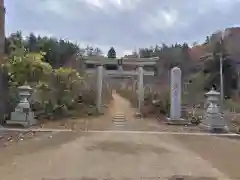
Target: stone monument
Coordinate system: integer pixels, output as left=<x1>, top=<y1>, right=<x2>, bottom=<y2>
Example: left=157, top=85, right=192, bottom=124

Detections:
left=168, top=67, right=189, bottom=124
left=7, top=85, right=37, bottom=127
left=200, top=88, right=228, bottom=132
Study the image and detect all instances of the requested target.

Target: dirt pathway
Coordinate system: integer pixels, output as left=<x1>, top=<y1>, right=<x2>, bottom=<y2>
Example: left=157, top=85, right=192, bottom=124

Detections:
left=109, top=90, right=137, bottom=120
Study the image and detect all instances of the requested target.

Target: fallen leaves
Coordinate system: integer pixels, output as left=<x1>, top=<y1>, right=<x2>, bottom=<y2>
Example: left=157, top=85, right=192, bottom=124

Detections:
left=0, top=130, right=41, bottom=149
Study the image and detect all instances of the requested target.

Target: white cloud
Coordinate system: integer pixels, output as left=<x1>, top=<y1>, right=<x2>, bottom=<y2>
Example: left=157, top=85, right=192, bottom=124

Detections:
left=82, top=0, right=106, bottom=8
left=6, top=0, right=240, bottom=55
left=32, top=0, right=64, bottom=15
left=78, top=0, right=141, bottom=11
left=25, top=0, right=85, bottom=20
left=31, top=0, right=142, bottom=15
left=141, top=9, right=182, bottom=34
left=114, top=0, right=142, bottom=11
left=196, top=0, right=240, bottom=14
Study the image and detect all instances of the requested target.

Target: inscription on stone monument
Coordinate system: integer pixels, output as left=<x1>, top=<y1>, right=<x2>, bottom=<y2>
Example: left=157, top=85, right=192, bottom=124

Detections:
left=170, top=67, right=182, bottom=120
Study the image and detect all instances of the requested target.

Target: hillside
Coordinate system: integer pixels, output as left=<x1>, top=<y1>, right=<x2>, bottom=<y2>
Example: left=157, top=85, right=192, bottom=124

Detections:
left=51, top=26, right=240, bottom=99
left=190, top=27, right=240, bottom=63
left=120, top=27, right=240, bottom=105
left=183, top=27, right=240, bottom=104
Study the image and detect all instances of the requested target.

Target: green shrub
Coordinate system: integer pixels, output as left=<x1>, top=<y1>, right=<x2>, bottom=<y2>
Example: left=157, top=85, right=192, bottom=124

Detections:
left=151, top=89, right=170, bottom=115
left=117, top=87, right=170, bottom=116
left=5, top=51, right=102, bottom=120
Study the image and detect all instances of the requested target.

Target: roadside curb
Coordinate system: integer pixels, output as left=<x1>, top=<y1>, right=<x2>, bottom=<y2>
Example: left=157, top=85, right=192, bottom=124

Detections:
left=85, top=130, right=240, bottom=136
left=0, top=128, right=73, bottom=132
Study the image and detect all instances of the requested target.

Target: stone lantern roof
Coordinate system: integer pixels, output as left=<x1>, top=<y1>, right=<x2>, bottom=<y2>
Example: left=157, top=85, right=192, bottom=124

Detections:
left=18, top=85, right=32, bottom=91
left=205, top=88, right=220, bottom=96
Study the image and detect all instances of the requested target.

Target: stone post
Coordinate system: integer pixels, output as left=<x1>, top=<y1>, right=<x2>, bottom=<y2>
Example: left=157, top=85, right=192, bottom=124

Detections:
left=137, top=66, right=144, bottom=114
left=96, top=65, right=103, bottom=113
left=168, top=67, right=189, bottom=124
left=170, top=67, right=182, bottom=120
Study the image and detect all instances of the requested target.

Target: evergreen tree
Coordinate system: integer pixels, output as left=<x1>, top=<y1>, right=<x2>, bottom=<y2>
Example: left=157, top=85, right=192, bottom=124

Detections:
left=27, top=33, right=38, bottom=52
left=204, top=36, right=210, bottom=44
left=5, top=32, right=82, bottom=68
left=107, top=47, right=116, bottom=58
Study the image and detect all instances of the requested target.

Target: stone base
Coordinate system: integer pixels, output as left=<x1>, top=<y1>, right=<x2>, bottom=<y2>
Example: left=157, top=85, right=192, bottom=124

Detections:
left=6, top=120, right=30, bottom=128
left=166, top=118, right=191, bottom=125
left=7, top=111, right=37, bottom=128
left=199, top=123, right=229, bottom=133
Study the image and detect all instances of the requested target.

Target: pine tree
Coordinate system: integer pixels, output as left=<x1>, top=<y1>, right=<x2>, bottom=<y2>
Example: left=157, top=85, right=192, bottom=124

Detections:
left=107, top=47, right=116, bottom=58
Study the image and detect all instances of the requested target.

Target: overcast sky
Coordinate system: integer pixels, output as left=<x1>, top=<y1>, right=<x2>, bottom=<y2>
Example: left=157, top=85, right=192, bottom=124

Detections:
left=5, top=0, right=240, bottom=56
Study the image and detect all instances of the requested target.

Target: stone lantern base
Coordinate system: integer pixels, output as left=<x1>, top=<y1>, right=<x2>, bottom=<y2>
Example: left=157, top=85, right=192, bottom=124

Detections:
left=199, top=114, right=229, bottom=133
left=7, top=111, right=36, bottom=128
left=6, top=85, right=37, bottom=128
left=199, top=122, right=229, bottom=133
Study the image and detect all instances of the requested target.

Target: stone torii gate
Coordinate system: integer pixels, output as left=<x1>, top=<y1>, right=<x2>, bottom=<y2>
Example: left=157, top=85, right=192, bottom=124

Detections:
left=84, top=56, right=158, bottom=114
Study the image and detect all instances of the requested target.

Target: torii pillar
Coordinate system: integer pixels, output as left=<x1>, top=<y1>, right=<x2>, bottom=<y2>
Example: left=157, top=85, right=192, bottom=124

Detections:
left=96, top=65, right=103, bottom=113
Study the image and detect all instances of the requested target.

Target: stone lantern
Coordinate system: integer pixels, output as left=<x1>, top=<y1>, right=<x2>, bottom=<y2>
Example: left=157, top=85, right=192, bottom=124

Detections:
left=7, top=85, right=36, bottom=127
left=200, top=88, right=228, bottom=132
